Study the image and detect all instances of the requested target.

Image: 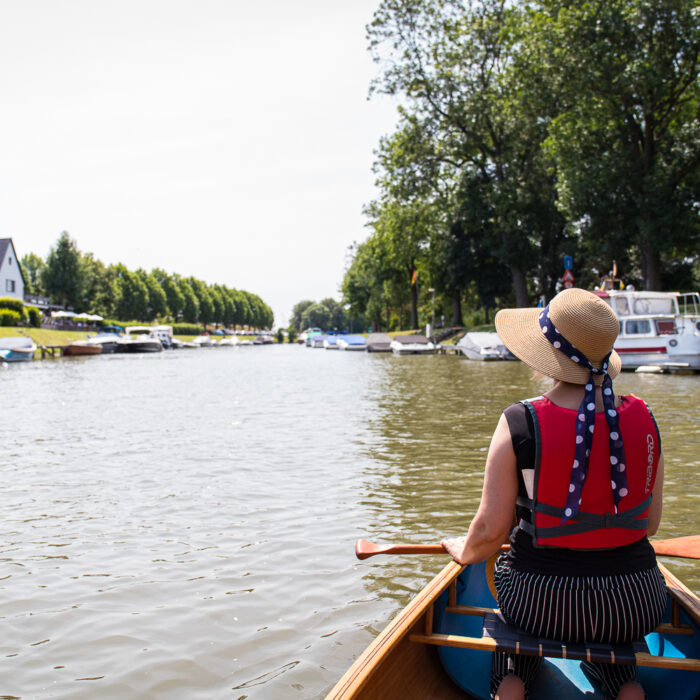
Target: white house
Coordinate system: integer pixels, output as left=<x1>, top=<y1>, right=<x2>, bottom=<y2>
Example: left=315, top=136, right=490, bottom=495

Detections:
left=0, top=238, right=26, bottom=301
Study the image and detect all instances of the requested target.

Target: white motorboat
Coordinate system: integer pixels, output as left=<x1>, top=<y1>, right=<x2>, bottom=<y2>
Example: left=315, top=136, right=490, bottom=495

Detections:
left=457, top=331, right=516, bottom=361
left=594, top=289, right=700, bottom=371
left=0, top=336, right=36, bottom=362
left=192, top=334, right=214, bottom=347
left=337, top=334, right=367, bottom=351
left=116, top=326, right=163, bottom=353
left=171, top=338, right=199, bottom=349
left=390, top=334, right=436, bottom=355
left=217, top=336, right=239, bottom=347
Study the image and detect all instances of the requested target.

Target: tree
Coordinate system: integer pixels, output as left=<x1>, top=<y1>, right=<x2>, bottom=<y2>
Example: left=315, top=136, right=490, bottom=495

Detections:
left=81, top=255, right=120, bottom=317
left=320, top=298, right=347, bottom=330
left=368, top=0, right=537, bottom=306
left=21, top=253, right=45, bottom=296
left=534, top=0, right=700, bottom=290
left=42, top=231, right=84, bottom=308
left=290, top=300, right=315, bottom=331
left=301, top=302, right=332, bottom=330
left=114, top=265, right=148, bottom=320
left=158, top=271, right=185, bottom=320
left=179, top=278, right=200, bottom=323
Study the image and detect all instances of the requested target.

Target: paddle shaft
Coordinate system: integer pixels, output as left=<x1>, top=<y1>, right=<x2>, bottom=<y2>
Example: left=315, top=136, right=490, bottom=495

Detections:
left=356, top=536, right=700, bottom=560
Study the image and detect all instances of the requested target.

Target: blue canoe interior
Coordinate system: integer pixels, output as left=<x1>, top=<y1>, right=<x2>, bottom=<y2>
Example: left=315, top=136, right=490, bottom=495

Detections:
left=326, top=557, right=700, bottom=699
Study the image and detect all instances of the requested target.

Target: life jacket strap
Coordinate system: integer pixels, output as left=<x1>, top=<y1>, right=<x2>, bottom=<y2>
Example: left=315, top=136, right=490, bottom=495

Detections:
left=517, top=495, right=652, bottom=539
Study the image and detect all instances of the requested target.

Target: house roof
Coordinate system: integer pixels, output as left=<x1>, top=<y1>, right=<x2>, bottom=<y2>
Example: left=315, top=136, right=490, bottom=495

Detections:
left=0, top=238, right=27, bottom=286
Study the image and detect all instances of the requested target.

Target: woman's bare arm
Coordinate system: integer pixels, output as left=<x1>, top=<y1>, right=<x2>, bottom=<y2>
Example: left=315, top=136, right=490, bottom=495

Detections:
left=442, top=413, right=518, bottom=565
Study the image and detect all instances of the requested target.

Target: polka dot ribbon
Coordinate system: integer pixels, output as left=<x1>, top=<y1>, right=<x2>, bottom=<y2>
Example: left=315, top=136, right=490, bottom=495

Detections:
left=538, top=305, right=628, bottom=522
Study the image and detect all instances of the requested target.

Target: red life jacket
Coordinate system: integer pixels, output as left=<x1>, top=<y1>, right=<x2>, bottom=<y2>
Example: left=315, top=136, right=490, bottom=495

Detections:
left=517, top=394, right=659, bottom=549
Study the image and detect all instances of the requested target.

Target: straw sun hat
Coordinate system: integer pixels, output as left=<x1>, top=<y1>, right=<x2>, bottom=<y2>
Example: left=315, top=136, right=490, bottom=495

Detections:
left=495, top=288, right=621, bottom=385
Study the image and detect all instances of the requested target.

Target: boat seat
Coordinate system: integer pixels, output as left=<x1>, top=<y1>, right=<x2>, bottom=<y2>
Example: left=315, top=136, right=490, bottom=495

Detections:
left=410, top=607, right=700, bottom=672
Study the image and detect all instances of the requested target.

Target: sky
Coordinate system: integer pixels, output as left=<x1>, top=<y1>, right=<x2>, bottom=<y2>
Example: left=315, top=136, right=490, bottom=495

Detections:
left=0, top=0, right=399, bottom=327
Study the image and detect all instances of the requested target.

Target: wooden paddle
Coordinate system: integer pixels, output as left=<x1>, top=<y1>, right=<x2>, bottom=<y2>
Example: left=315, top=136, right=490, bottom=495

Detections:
left=356, top=536, right=700, bottom=560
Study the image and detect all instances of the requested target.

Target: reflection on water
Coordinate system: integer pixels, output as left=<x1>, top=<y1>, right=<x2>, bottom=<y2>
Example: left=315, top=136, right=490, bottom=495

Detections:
left=0, top=348, right=697, bottom=698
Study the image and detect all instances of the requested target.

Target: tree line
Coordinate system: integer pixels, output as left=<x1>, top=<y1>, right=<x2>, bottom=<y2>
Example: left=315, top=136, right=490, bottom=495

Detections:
left=22, top=232, right=274, bottom=329
left=342, top=0, right=700, bottom=331
left=288, top=298, right=368, bottom=334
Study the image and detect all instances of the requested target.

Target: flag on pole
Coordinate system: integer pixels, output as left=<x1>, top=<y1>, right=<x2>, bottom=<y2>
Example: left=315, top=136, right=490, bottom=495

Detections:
left=411, top=269, right=418, bottom=285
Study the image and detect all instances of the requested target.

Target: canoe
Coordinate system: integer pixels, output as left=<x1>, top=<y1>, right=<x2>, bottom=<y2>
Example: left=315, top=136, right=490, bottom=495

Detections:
left=326, top=555, right=700, bottom=699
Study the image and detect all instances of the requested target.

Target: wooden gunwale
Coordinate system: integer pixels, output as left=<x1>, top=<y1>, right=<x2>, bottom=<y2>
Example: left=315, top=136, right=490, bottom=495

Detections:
left=326, top=559, right=700, bottom=699
left=325, top=560, right=463, bottom=699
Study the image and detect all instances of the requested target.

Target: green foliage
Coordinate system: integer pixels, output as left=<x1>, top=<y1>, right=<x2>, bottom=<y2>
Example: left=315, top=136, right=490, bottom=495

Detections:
left=25, top=306, right=41, bottom=328
left=0, top=309, right=22, bottom=326
left=275, top=327, right=285, bottom=344
left=343, top=0, right=699, bottom=329
left=301, top=302, right=332, bottom=330
left=171, top=323, right=202, bottom=335
left=0, top=297, right=25, bottom=314
left=21, top=253, right=46, bottom=295
left=43, top=231, right=84, bottom=308
left=287, top=326, right=297, bottom=343
left=290, top=300, right=314, bottom=331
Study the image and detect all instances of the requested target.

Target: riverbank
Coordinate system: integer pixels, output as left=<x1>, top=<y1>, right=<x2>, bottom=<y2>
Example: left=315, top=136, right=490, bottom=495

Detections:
left=0, top=327, right=265, bottom=359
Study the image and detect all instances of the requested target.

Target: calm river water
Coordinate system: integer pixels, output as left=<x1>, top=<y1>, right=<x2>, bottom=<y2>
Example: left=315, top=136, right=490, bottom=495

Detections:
left=3, top=346, right=698, bottom=698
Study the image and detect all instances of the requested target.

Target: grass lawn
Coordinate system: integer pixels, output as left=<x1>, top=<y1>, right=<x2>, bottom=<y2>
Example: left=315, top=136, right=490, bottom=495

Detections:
left=0, top=327, right=95, bottom=359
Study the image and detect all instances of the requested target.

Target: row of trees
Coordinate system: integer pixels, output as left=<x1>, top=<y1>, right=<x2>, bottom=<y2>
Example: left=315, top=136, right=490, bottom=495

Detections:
left=23, top=232, right=274, bottom=329
left=288, top=298, right=368, bottom=333
left=342, top=0, right=699, bottom=330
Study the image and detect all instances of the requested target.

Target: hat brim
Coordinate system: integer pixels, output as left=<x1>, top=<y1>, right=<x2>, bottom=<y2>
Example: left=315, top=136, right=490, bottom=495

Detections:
left=495, top=307, right=621, bottom=385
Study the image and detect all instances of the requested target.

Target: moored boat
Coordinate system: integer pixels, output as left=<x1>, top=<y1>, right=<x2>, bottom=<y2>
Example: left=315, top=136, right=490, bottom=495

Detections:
left=457, top=331, right=516, bottom=361
left=303, top=329, right=323, bottom=347
left=88, top=331, right=122, bottom=354
left=390, top=334, right=436, bottom=355
left=62, top=339, right=102, bottom=356
left=326, top=549, right=700, bottom=700
left=337, top=334, right=367, bottom=351
left=594, top=289, right=700, bottom=371
left=323, top=334, right=339, bottom=349
left=192, top=334, right=214, bottom=347
left=0, top=336, right=36, bottom=362
left=116, top=327, right=163, bottom=353
left=366, top=332, right=392, bottom=353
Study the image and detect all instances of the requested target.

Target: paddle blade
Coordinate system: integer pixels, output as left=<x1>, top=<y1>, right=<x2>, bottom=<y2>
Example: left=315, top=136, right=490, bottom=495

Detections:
left=652, top=535, right=700, bottom=559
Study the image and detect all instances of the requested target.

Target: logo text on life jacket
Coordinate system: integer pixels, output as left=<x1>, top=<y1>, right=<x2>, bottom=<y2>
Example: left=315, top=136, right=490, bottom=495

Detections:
left=645, top=434, right=655, bottom=493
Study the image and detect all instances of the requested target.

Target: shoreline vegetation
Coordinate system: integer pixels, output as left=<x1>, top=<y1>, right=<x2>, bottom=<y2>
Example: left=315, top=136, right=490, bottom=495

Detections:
left=314, top=0, right=700, bottom=336
left=20, top=232, right=274, bottom=331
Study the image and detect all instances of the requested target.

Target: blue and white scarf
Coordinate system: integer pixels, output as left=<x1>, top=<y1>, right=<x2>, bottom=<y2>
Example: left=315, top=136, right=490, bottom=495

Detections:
left=538, top=306, right=628, bottom=522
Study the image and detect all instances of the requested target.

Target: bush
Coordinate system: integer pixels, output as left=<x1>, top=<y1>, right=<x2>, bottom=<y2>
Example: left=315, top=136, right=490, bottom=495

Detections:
left=0, top=309, right=22, bottom=326
left=172, top=323, right=202, bottom=335
left=0, top=297, right=25, bottom=314
left=25, top=306, right=41, bottom=328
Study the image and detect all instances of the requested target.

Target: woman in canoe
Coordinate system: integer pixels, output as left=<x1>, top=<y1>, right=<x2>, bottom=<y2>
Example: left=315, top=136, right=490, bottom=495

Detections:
left=442, top=288, right=665, bottom=700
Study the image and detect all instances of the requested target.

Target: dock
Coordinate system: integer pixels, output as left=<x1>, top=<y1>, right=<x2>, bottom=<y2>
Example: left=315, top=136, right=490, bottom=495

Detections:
left=40, top=345, right=65, bottom=359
